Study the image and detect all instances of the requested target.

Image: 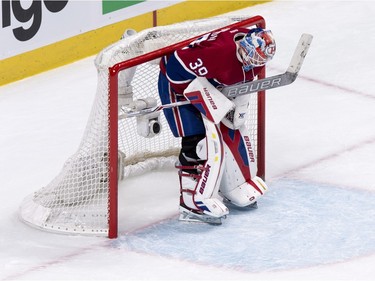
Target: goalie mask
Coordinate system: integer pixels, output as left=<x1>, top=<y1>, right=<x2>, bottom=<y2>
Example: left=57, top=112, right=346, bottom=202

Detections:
left=239, top=28, right=276, bottom=71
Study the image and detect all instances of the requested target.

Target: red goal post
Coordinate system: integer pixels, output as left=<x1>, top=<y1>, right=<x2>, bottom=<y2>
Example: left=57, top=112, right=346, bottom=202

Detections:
left=19, top=15, right=267, bottom=239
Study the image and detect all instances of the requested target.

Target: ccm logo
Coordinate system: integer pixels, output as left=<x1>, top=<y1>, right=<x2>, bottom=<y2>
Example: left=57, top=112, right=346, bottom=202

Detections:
left=2, top=0, right=69, bottom=41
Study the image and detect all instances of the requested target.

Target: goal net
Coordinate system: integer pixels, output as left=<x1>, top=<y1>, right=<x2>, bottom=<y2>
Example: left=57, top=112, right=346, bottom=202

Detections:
left=19, top=15, right=267, bottom=238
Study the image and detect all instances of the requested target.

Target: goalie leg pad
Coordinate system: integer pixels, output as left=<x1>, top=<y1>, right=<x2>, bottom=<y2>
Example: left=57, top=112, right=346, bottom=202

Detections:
left=179, top=174, right=229, bottom=219
left=177, top=117, right=229, bottom=222
left=220, top=176, right=268, bottom=207
left=219, top=124, right=268, bottom=207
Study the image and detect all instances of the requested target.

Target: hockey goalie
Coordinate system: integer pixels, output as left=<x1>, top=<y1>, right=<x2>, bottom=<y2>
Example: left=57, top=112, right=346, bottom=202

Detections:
left=157, top=26, right=275, bottom=224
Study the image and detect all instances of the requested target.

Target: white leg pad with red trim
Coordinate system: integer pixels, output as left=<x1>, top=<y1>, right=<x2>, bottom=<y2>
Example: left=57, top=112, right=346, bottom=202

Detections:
left=178, top=117, right=229, bottom=222
left=219, top=124, right=268, bottom=207
left=220, top=176, right=268, bottom=207
left=180, top=176, right=229, bottom=218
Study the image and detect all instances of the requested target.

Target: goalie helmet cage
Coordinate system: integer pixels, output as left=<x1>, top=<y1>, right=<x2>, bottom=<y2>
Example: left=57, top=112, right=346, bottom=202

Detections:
left=19, top=15, right=267, bottom=238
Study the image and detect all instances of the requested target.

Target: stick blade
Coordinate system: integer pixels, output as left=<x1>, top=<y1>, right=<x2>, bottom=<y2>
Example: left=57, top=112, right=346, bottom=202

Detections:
left=287, top=33, right=313, bottom=74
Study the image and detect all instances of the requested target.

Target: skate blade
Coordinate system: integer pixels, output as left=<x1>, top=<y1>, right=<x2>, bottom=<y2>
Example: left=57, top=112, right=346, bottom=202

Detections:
left=248, top=201, right=258, bottom=209
left=223, top=199, right=258, bottom=209
left=178, top=210, right=223, bottom=225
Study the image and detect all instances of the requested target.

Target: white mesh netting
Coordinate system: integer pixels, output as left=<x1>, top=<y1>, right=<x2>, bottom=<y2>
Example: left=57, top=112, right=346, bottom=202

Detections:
left=19, top=16, right=262, bottom=236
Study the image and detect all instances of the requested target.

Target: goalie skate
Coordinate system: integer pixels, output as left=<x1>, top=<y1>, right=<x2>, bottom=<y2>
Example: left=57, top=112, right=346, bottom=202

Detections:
left=222, top=196, right=258, bottom=209
left=178, top=205, right=225, bottom=225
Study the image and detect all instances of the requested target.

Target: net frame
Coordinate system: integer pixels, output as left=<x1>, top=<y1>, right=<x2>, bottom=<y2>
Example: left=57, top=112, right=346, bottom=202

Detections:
left=107, top=15, right=266, bottom=238
left=19, top=15, right=266, bottom=238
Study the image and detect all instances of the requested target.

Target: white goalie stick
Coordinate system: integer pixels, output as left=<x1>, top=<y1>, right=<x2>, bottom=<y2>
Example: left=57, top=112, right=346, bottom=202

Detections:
left=120, top=33, right=313, bottom=118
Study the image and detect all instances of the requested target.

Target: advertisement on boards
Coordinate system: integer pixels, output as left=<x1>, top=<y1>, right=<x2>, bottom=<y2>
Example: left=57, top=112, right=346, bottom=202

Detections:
left=0, top=0, right=182, bottom=60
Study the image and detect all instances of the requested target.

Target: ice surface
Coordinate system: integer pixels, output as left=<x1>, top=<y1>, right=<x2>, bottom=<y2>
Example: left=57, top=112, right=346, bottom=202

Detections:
left=1, top=1, right=374, bottom=280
